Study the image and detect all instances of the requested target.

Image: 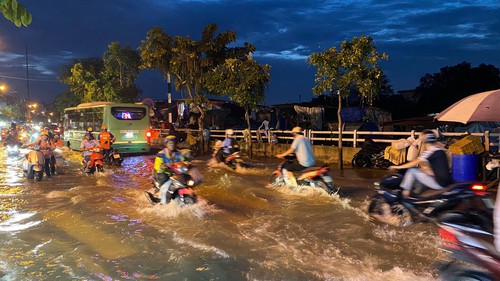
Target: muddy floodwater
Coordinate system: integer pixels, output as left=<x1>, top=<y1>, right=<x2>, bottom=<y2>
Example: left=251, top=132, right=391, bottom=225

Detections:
left=0, top=148, right=444, bottom=280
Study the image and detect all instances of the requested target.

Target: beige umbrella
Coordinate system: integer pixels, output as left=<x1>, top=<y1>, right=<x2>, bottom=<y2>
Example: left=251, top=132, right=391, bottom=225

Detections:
left=435, top=89, right=500, bottom=123
left=435, top=89, right=500, bottom=153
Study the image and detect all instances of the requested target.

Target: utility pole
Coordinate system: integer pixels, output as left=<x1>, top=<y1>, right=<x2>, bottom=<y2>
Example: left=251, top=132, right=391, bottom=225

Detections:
left=167, top=73, right=172, bottom=123
left=25, top=45, right=30, bottom=99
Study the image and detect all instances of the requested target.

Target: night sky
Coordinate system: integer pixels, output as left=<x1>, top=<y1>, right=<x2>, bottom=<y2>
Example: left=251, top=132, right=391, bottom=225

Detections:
left=0, top=0, right=499, bottom=105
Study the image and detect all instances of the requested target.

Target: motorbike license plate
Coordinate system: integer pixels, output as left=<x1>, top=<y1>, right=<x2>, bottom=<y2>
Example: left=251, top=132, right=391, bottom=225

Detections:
left=113, top=154, right=121, bottom=159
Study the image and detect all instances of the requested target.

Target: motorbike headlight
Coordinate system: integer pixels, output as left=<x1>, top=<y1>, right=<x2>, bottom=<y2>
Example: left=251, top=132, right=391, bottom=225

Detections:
left=187, top=179, right=195, bottom=187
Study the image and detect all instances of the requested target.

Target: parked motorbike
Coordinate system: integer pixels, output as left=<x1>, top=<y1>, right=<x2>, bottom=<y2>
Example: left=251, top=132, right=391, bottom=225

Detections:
left=437, top=213, right=499, bottom=280
left=352, top=139, right=392, bottom=168
left=368, top=172, right=493, bottom=226
left=83, top=147, right=105, bottom=175
left=103, top=148, right=123, bottom=166
left=270, top=154, right=337, bottom=194
left=22, top=147, right=45, bottom=181
left=5, top=143, right=21, bottom=156
left=146, top=162, right=202, bottom=205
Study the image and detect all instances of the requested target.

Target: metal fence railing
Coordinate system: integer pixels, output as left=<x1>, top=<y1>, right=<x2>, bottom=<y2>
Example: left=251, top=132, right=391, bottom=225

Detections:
left=150, top=128, right=499, bottom=151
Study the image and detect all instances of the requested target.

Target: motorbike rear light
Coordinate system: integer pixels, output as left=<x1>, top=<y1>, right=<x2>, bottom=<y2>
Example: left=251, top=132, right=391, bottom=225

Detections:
left=471, top=184, right=486, bottom=191
left=438, top=228, right=459, bottom=250
left=471, top=184, right=486, bottom=195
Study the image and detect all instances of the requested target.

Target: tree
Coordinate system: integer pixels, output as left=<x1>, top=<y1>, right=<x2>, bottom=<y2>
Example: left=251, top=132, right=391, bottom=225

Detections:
left=1, top=0, right=31, bottom=27
left=102, top=42, right=142, bottom=102
left=170, top=23, right=255, bottom=132
left=138, top=27, right=175, bottom=118
left=59, top=43, right=141, bottom=104
left=204, top=55, right=271, bottom=157
left=308, top=35, right=388, bottom=169
left=416, top=62, right=500, bottom=114
left=0, top=96, right=26, bottom=121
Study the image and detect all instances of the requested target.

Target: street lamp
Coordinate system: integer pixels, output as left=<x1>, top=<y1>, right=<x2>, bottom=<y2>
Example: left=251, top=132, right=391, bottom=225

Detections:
left=0, top=84, right=7, bottom=92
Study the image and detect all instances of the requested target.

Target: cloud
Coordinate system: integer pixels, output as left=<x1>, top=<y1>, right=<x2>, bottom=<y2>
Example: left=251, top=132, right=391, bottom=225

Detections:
left=0, top=0, right=498, bottom=104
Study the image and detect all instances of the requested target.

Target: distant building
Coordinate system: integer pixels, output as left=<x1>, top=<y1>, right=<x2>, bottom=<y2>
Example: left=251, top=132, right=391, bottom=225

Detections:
left=398, top=89, right=420, bottom=103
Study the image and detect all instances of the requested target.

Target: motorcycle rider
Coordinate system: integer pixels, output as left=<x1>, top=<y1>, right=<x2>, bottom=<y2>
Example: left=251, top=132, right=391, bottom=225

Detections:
left=97, top=124, right=116, bottom=157
left=276, top=126, right=316, bottom=187
left=25, top=130, right=56, bottom=177
left=389, top=130, right=452, bottom=197
left=215, top=129, right=239, bottom=168
left=52, top=133, right=65, bottom=148
left=80, top=131, right=100, bottom=172
left=3, top=128, right=21, bottom=147
left=153, top=135, right=187, bottom=204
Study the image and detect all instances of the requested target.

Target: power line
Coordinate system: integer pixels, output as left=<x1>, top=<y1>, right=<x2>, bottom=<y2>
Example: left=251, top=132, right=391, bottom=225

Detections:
left=0, top=74, right=59, bottom=82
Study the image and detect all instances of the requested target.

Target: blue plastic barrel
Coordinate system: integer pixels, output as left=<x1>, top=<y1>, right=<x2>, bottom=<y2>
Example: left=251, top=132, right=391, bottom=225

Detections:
left=451, top=154, right=479, bottom=182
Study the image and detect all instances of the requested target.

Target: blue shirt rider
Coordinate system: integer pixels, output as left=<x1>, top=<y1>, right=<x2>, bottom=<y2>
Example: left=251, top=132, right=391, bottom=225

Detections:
left=153, top=135, right=187, bottom=204
left=215, top=129, right=239, bottom=168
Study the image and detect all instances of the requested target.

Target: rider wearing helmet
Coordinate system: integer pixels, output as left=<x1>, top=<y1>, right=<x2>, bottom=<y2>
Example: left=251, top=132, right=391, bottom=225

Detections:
left=152, top=135, right=187, bottom=204
left=25, top=130, right=57, bottom=177
left=82, top=127, right=95, bottom=140
left=97, top=124, right=116, bottom=156
left=80, top=131, right=100, bottom=172
left=3, top=128, right=21, bottom=147
left=215, top=129, right=239, bottom=168
left=276, top=126, right=316, bottom=187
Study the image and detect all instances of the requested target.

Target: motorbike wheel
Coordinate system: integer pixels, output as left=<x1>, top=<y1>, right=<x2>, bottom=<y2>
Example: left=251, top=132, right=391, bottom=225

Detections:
left=390, top=203, right=413, bottom=227
left=96, top=165, right=104, bottom=173
left=182, top=195, right=197, bottom=205
left=368, top=196, right=389, bottom=215
left=315, top=180, right=333, bottom=194
left=352, top=155, right=371, bottom=168
left=35, top=171, right=43, bottom=181
left=440, top=265, right=492, bottom=281
left=270, top=174, right=286, bottom=187
left=27, top=170, right=35, bottom=180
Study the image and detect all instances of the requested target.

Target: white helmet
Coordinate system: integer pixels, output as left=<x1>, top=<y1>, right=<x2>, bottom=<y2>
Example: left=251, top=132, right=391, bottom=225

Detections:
left=225, top=129, right=234, bottom=136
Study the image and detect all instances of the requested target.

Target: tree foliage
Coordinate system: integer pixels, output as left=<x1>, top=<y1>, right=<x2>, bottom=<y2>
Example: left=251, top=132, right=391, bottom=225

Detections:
left=138, top=27, right=174, bottom=77
left=139, top=23, right=256, bottom=132
left=204, top=55, right=271, bottom=128
left=416, top=62, right=500, bottom=114
left=58, top=42, right=141, bottom=104
left=308, top=35, right=388, bottom=169
left=1, top=0, right=31, bottom=27
left=0, top=96, right=26, bottom=120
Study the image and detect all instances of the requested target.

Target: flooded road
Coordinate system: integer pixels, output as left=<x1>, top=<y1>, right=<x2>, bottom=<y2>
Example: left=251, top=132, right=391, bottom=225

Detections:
left=0, top=148, right=443, bottom=280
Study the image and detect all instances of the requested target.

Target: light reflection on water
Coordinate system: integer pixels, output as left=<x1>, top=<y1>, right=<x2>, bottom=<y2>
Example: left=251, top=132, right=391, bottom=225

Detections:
left=0, top=149, right=442, bottom=280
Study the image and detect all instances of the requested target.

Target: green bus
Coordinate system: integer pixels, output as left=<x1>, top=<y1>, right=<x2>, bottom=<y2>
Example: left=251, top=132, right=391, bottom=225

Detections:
left=63, top=102, right=152, bottom=154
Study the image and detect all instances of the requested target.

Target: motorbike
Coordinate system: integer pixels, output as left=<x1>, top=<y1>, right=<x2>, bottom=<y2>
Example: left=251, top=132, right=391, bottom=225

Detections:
left=352, top=139, right=392, bottom=168
left=212, top=141, right=248, bottom=170
left=270, top=154, right=337, bottom=194
left=83, top=147, right=105, bottom=175
left=22, top=147, right=45, bottom=181
left=103, top=148, right=123, bottom=166
left=368, top=172, right=494, bottom=226
left=5, top=143, right=21, bottom=156
left=146, top=162, right=202, bottom=205
left=437, top=212, right=499, bottom=280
